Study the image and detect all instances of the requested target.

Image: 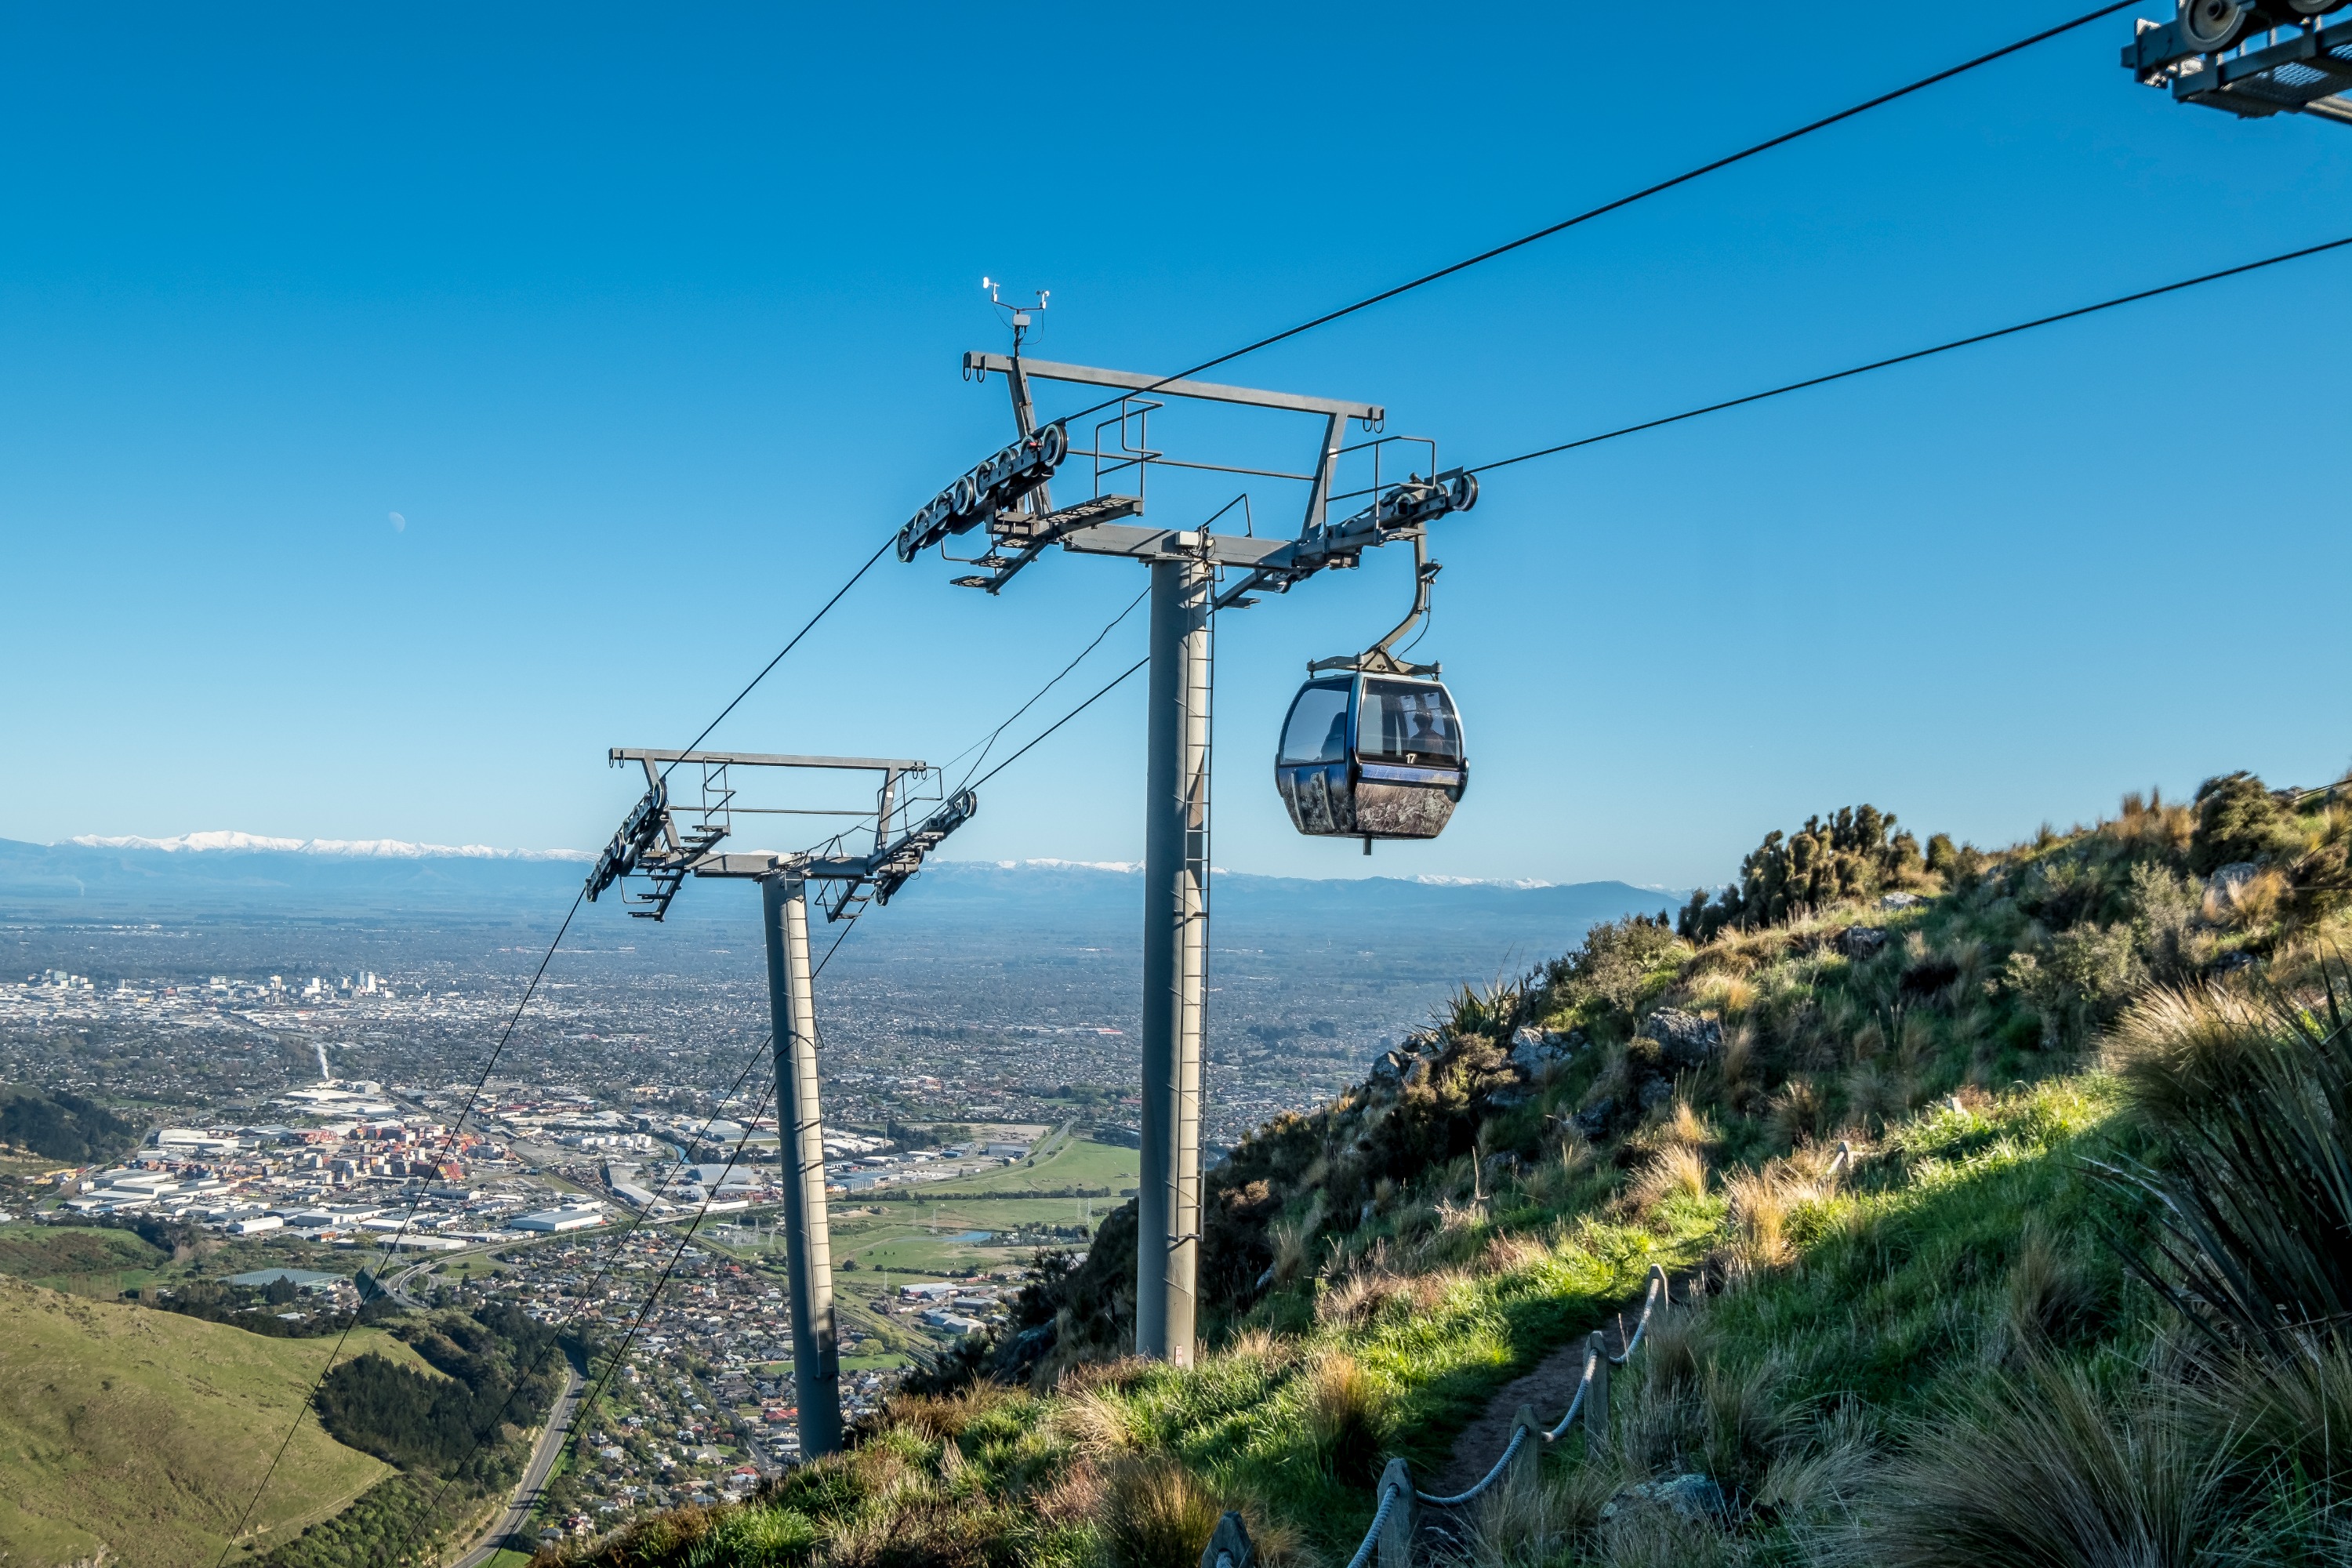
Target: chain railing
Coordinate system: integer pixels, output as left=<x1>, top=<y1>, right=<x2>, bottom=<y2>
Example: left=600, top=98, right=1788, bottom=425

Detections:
left=1207, top=1139, right=1853, bottom=1568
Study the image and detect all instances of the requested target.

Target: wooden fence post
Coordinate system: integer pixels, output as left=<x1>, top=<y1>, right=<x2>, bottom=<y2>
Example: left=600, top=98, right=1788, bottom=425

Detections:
left=1200, top=1509, right=1254, bottom=1568
left=1584, top=1330, right=1611, bottom=1457
left=1508, top=1403, right=1542, bottom=1490
left=1377, top=1458, right=1416, bottom=1566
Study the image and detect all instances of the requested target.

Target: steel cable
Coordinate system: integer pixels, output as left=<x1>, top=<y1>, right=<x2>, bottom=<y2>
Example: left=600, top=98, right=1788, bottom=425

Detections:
left=1057, top=2, right=2138, bottom=429
left=409, top=1027, right=783, bottom=1551
left=661, top=532, right=897, bottom=782
left=1465, top=234, right=2352, bottom=476
left=967, top=655, right=1150, bottom=793
left=948, top=585, right=1151, bottom=793
left=210, top=888, right=589, bottom=1568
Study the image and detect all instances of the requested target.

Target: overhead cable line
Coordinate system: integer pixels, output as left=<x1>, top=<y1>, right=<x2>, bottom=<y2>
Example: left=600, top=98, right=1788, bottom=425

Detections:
left=1462, top=234, right=2352, bottom=474
left=212, top=889, right=590, bottom=1568
left=662, top=533, right=898, bottom=780
left=412, top=903, right=867, bottom=1552
left=950, top=586, right=1151, bottom=792
left=968, top=655, right=1151, bottom=793
left=1060, top=1, right=2138, bottom=426
left=412, top=1023, right=783, bottom=1546
left=564, top=1055, right=788, bottom=1472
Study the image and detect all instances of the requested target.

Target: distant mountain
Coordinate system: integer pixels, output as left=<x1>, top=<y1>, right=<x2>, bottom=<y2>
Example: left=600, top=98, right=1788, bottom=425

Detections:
left=0, top=837, right=1681, bottom=944
left=0, top=836, right=585, bottom=919
left=902, top=858, right=1682, bottom=945
left=68, top=829, right=587, bottom=861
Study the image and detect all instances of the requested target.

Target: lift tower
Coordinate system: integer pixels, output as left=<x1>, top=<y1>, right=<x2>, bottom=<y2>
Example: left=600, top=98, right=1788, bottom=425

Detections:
left=584, top=749, right=975, bottom=1455
left=896, top=344, right=1476, bottom=1364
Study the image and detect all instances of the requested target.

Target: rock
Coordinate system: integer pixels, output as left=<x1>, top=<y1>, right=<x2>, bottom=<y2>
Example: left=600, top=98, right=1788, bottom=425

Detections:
left=2209, top=862, right=2261, bottom=896
left=1370, top=1051, right=1403, bottom=1083
left=1639, top=1007, right=1723, bottom=1069
left=1838, top=926, right=1889, bottom=960
left=2213, top=950, right=2257, bottom=974
left=1638, top=1076, right=1675, bottom=1111
left=1877, top=891, right=1923, bottom=910
left=1509, top=1024, right=1572, bottom=1075
left=1572, top=1098, right=1616, bottom=1138
left=1602, top=1473, right=1730, bottom=1525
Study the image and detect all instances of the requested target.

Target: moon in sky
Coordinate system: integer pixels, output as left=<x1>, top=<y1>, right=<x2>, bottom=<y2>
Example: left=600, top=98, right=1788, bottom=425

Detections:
left=390, top=511, right=406, bottom=532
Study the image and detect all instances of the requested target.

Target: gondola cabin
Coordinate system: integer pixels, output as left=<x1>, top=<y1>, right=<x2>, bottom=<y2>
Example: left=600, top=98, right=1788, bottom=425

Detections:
left=1275, top=672, right=1467, bottom=845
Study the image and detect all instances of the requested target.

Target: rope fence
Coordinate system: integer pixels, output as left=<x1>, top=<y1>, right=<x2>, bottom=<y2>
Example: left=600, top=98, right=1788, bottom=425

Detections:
left=1207, top=1139, right=1853, bottom=1568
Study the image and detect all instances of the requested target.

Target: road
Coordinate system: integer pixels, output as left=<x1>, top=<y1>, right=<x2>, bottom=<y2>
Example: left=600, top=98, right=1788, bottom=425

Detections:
left=452, top=1358, right=588, bottom=1568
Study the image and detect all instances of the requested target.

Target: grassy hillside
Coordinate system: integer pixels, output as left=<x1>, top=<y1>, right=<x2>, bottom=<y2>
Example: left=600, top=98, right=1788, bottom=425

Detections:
left=543, top=771, right=2352, bottom=1568
left=0, top=1275, right=440, bottom=1568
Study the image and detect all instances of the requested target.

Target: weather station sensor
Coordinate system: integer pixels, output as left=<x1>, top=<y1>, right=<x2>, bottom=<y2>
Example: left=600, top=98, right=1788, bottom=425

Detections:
left=891, top=286, right=1482, bottom=1367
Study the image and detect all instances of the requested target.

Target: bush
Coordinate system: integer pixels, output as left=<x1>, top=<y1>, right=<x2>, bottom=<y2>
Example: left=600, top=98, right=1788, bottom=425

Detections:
left=1679, top=805, right=1928, bottom=941
left=2189, top=772, right=2299, bottom=877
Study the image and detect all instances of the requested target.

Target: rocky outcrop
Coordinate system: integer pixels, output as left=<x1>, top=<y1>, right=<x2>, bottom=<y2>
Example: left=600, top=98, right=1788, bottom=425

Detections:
left=1838, top=926, right=1889, bottom=960
left=1508, top=1023, right=1577, bottom=1075
left=1639, top=1007, right=1722, bottom=1070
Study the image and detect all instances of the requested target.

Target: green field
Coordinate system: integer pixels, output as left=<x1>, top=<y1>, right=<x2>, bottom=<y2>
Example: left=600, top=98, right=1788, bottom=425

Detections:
left=699, top=1141, right=1134, bottom=1284
left=0, top=1275, right=438, bottom=1568
left=0, top=1223, right=170, bottom=1296
left=902, top=1134, right=1138, bottom=1196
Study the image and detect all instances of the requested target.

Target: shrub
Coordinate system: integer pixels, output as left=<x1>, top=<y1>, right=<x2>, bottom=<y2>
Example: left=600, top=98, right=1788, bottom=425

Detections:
left=2189, top=772, right=2299, bottom=877
left=1679, top=804, right=1929, bottom=941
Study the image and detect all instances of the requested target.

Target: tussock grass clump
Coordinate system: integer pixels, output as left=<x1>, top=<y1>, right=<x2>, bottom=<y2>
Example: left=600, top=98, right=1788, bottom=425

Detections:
left=2001, top=1225, right=2106, bottom=1349
left=1626, top=1144, right=1708, bottom=1214
left=2102, top=977, right=2352, bottom=1351
left=1461, top=1469, right=1617, bottom=1568
left=1094, top=1456, right=1225, bottom=1568
left=1835, top=1364, right=2240, bottom=1568
left=1303, top=1351, right=1387, bottom=1485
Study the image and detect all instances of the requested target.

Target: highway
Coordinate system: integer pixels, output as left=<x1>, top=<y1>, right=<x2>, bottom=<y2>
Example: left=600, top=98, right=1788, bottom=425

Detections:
left=452, top=1358, right=588, bottom=1568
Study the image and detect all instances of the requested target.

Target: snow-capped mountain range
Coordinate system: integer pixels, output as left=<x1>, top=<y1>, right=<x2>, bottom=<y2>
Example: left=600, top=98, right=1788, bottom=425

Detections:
left=67, top=830, right=592, bottom=862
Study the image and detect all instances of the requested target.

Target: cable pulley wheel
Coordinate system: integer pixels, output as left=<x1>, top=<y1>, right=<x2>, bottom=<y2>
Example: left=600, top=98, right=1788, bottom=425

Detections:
left=2180, top=0, right=2246, bottom=49
left=2281, top=0, right=2341, bottom=16
left=1036, top=422, right=1067, bottom=469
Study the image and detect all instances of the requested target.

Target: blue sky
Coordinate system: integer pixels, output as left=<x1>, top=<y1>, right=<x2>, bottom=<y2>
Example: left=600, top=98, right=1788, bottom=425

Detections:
left=2, top=3, right=2347, bottom=889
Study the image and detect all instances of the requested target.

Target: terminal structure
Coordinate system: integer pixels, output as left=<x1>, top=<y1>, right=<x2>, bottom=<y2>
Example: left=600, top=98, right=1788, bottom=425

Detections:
left=2125, top=0, right=2352, bottom=122
left=584, top=748, right=975, bottom=1455
left=896, top=332, right=1477, bottom=1366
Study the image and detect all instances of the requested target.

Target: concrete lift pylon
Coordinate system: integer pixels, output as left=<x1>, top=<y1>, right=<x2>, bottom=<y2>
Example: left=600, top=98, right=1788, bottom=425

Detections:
left=584, top=747, right=976, bottom=1456
left=895, top=344, right=1477, bottom=1366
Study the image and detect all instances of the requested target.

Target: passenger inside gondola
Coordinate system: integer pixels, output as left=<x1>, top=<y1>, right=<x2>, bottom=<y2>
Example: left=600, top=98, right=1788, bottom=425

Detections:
left=1359, top=679, right=1461, bottom=764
